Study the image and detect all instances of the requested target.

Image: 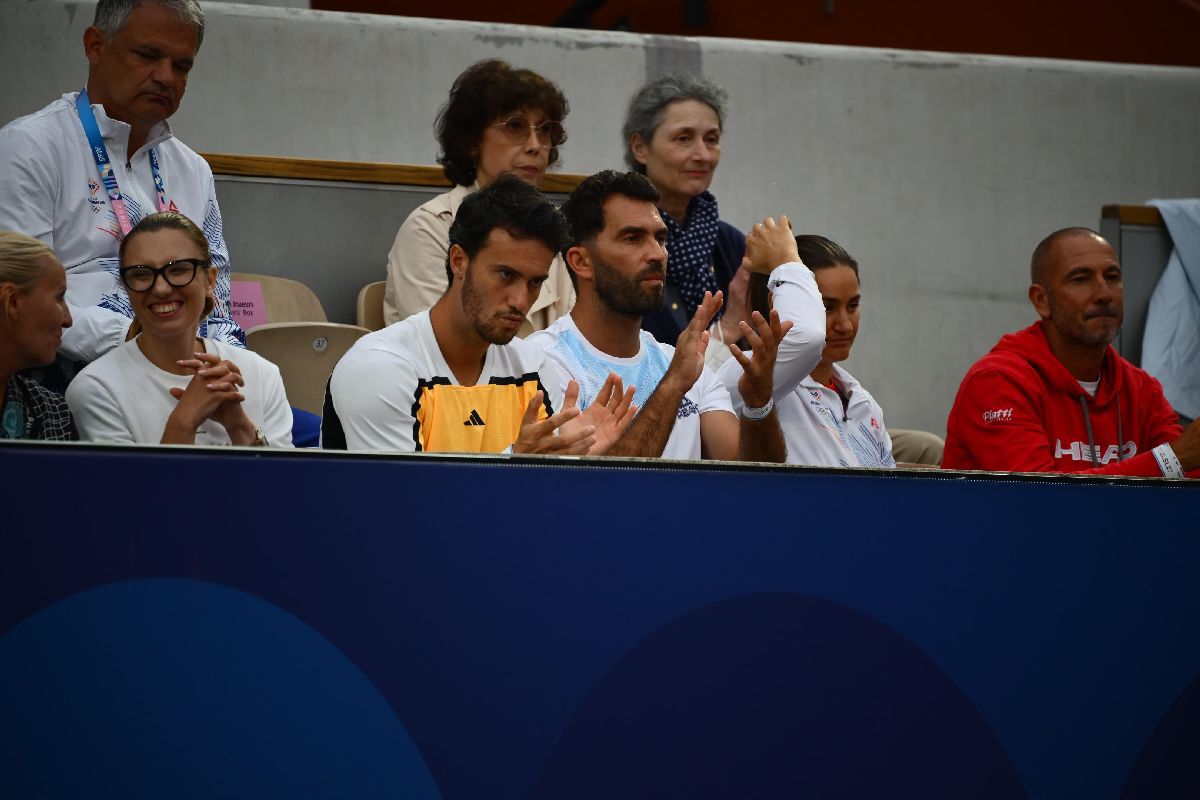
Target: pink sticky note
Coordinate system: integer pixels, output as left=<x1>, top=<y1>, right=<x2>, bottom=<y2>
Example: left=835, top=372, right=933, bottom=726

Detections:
left=230, top=281, right=268, bottom=330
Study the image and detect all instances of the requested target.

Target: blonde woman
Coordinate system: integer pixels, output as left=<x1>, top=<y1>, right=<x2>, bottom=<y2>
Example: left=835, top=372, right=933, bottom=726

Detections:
left=0, top=231, right=75, bottom=440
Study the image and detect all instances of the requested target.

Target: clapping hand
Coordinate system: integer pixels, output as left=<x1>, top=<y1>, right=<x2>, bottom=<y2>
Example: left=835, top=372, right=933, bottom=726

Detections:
left=730, top=309, right=793, bottom=409
left=512, top=382, right=595, bottom=455
left=566, top=372, right=638, bottom=455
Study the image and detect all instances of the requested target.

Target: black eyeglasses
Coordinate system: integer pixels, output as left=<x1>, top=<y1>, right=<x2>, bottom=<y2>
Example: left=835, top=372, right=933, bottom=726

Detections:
left=490, top=116, right=566, bottom=148
left=119, top=259, right=207, bottom=293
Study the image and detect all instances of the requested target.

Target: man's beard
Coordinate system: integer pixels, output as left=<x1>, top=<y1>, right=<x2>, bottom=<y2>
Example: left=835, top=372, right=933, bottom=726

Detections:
left=1049, top=296, right=1122, bottom=348
left=593, top=255, right=666, bottom=317
left=461, top=267, right=522, bottom=345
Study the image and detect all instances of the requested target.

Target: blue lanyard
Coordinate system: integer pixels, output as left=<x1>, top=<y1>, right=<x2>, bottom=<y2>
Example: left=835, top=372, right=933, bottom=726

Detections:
left=75, top=88, right=169, bottom=237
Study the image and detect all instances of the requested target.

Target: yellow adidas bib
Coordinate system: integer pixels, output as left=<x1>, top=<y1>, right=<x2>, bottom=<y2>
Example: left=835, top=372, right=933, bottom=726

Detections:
left=413, top=375, right=550, bottom=453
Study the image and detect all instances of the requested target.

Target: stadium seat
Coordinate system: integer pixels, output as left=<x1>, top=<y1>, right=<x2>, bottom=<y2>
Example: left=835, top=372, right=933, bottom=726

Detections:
left=356, top=281, right=386, bottom=331
left=246, top=322, right=370, bottom=415
left=232, top=272, right=327, bottom=329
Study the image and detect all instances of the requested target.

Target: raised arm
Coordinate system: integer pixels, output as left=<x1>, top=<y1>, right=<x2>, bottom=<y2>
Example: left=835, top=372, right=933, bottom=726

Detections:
left=744, top=216, right=825, bottom=400
left=702, top=309, right=791, bottom=463
left=606, top=291, right=722, bottom=458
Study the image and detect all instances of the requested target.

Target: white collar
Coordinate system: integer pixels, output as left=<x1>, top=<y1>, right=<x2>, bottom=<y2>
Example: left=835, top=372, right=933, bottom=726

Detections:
left=67, top=91, right=175, bottom=154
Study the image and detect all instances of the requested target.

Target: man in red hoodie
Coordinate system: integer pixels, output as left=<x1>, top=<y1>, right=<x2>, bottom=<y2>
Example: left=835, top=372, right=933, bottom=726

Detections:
left=943, top=227, right=1199, bottom=478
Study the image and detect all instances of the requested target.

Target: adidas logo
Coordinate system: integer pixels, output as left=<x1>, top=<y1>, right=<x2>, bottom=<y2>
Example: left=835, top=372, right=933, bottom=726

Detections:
left=463, top=409, right=486, bottom=426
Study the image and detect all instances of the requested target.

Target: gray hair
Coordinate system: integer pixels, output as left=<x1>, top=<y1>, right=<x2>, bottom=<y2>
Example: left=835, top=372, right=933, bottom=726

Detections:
left=93, top=0, right=206, bottom=50
left=621, top=73, right=729, bottom=173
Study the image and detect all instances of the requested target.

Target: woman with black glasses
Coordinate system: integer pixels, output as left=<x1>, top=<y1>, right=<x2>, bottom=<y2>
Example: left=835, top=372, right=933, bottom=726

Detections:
left=66, top=212, right=292, bottom=447
left=383, top=59, right=575, bottom=336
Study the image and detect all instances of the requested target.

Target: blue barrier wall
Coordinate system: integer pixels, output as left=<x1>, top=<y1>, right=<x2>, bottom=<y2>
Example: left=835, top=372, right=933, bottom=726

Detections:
left=1, top=443, right=1197, bottom=798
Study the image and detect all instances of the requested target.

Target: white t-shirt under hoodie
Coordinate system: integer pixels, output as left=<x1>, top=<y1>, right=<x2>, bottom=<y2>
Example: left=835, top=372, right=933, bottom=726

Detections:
left=66, top=338, right=293, bottom=447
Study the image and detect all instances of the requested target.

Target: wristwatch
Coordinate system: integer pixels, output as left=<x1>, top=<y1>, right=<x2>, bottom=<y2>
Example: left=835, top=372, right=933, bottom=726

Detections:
left=251, top=426, right=268, bottom=447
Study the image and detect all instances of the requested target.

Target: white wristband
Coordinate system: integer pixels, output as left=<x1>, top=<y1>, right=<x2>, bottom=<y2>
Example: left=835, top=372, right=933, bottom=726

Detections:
left=741, top=397, right=774, bottom=421
left=1152, top=443, right=1186, bottom=479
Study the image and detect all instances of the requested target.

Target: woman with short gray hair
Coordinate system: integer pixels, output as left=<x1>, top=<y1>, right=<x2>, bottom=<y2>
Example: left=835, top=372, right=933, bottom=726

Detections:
left=623, top=73, right=746, bottom=351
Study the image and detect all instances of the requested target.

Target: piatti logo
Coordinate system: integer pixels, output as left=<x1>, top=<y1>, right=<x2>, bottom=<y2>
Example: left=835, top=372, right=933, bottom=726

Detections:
left=982, top=408, right=1013, bottom=423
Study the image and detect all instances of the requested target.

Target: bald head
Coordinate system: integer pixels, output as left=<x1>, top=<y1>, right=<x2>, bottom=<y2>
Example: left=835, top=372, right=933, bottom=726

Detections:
left=1031, top=227, right=1110, bottom=285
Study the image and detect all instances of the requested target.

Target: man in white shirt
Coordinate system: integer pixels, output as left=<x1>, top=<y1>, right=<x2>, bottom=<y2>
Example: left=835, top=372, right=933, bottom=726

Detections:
left=527, top=170, right=788, bottom=462
left=0, top=0, right=243, bottom=368
left=324, top=174, right=633, bottom=454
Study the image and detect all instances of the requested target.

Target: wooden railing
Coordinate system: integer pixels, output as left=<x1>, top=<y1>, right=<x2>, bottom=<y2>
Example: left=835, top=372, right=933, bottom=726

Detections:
left=1101, top=205, right=1164, bottom=226
left=200, top=153, right=586, bottom=194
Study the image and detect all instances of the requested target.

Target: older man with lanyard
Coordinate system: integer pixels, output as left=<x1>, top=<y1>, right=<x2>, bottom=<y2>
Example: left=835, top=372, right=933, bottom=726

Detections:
left=0, top=0, right=242, bottom=376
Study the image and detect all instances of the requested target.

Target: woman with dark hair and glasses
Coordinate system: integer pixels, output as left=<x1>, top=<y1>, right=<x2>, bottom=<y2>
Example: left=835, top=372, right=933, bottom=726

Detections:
left=66, top=212, right=292, bottom=446
left=383, top=59, right=575, bottom=334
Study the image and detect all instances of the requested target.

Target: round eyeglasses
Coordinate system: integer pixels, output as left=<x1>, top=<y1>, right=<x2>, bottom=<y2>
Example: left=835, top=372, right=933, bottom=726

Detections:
left=119, top=259, right=206, bottom=293
left=490, top=116, right=566, bottom=149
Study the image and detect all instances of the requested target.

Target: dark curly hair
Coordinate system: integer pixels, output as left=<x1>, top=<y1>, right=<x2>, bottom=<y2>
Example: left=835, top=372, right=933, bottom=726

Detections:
left=436, top=59, right=570, bottom=187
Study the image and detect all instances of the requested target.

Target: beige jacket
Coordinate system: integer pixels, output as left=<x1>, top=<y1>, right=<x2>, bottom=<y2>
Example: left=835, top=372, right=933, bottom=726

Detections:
left=383, top=183, right=575, bottom=337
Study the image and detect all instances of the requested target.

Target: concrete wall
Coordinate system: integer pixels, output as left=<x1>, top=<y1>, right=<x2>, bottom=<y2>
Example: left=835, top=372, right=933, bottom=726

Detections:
left=3, top=0, right=1199, bottom=434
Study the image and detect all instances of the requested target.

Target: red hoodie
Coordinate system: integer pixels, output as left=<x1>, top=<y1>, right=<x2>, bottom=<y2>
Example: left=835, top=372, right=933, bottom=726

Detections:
left=943, top=322, right=1190, bottom=478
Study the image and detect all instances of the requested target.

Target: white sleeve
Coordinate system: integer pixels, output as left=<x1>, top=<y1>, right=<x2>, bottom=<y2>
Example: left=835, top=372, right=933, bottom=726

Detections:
left=713, top=262, right=824, bottom=411
left=0, top=125, right=133, bottom=362
left=696, top=365, right=735, bottom=415
left=327, top=347, right=420, bottom=452
left=0, top=124, right=56, bottom=246
left=768, top=261, right=826, bottom=400
left=59, top=302, right=133, bottom=362
left=716, top=354, right=745, bottom=413
left=65, top=370, right=137, bottom=444
left=537, top=356, right=568, bottom=416
left=255, top=359, right=294, bottom=448
left=523, top=331, right=572, bottom=414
